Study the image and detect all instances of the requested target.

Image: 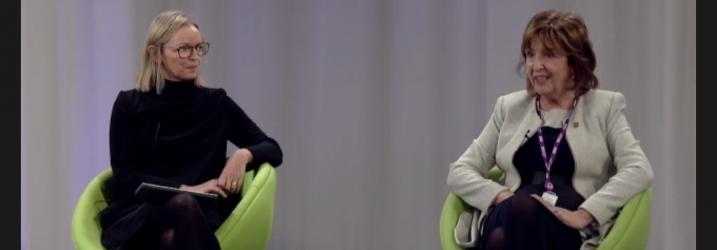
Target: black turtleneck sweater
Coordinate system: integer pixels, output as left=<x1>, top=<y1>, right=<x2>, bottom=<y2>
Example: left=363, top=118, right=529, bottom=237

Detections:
left=100, top=80, right=283, bottom=247
left=103, top=79, right=282, bottom=207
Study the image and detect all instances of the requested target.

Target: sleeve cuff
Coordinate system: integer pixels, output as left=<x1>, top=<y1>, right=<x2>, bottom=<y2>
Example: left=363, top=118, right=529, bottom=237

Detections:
left=475, top=182, right=510, bottom=212
left=579, top=199, right=613, bottom=226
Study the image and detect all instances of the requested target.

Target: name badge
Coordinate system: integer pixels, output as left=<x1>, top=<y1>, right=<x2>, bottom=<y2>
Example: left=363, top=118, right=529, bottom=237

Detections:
left=541, top=191, right=558, bottom=206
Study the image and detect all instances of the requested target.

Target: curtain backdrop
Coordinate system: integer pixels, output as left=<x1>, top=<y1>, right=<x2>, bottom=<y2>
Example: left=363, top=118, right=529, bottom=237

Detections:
left=22, top=0, right=695, bottom=249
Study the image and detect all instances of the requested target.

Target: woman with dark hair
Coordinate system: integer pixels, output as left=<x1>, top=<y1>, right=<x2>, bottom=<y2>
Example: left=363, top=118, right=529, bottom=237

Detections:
left=447, top=10, right=653, bottom=250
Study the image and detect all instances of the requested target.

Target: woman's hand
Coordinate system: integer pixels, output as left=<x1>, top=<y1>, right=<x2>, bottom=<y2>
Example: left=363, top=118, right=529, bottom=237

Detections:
left=179, top=179, right=228, bottom=198
left=530, top=194, right=595, bottom=230
left=494, top=190, right=514, bottom=205
left=218, top=148, right=253, bottom=194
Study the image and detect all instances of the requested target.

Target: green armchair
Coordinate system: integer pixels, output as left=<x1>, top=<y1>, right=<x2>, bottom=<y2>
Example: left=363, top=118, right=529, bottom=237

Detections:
left=71, top=163, right=277, bottom=250
left=440, top=168, right=652, bottom=250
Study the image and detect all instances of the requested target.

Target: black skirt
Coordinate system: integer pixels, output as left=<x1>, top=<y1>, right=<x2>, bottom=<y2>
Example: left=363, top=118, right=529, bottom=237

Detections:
left=99, top=190, right=241, bottom=249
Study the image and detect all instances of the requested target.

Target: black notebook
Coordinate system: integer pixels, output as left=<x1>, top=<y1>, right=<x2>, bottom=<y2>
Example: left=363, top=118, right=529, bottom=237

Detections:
left=134, top=182, right=219, bottom=200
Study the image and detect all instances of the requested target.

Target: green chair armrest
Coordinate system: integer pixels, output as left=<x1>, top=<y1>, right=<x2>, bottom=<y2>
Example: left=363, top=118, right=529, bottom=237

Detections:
left=71, top=168, right=112, bottom=250
left=440, top=193, right=471, bottom=250
left=439, top=167, right=502, bottom=250
left=596, top=188, right=652, bottom=250
left=216, top=163, right=277, bottom=250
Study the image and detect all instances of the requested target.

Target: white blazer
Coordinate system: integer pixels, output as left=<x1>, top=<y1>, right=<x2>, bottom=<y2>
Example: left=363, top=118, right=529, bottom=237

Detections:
left=447, top=89, right=653, bottom=249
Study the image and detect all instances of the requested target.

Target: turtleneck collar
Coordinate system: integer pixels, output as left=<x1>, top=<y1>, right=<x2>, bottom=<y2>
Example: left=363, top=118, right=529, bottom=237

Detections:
left=162, top=79, right=198, bottom=94
left=165, top=79, right=196, bottom=87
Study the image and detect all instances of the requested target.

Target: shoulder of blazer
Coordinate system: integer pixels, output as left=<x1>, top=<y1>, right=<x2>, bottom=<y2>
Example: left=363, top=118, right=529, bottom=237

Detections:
left=495, top=89, right=626, bottom=116
left=580, top=89, right=626, bottom=115
left=497, top=90, right=533, bottom=112
left=582, top=88, right=622, bottom=102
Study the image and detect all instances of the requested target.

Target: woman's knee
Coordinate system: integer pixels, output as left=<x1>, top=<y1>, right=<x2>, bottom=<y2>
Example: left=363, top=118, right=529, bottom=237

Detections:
left=165, top=193, right=200, bottom=212
left=506, top=193, right=544, bottom=216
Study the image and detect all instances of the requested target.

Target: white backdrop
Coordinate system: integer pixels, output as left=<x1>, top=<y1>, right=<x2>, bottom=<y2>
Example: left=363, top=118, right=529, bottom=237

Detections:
left=21, top=0, right=695, bottom=249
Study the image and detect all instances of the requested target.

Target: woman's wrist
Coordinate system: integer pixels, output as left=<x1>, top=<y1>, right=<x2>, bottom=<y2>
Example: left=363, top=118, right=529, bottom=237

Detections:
left=494, top=190, right=513, bottom=205
left=577, top=208, right=596, bottom=224
left=234, top=148, right=253, bottom=164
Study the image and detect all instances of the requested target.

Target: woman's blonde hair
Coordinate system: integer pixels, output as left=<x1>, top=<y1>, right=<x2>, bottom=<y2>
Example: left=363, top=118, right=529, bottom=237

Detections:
left=519, top=10, right=598, bottom=96
left=136, top=10, right=205, bottom=94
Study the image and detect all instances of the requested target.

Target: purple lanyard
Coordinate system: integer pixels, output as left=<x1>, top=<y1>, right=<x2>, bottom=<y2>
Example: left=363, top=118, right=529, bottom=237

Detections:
left=535, top=95, right=579, bottom=192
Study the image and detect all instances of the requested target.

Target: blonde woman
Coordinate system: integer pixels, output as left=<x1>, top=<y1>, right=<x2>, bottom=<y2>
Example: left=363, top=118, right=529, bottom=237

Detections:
left=99, top=10, right=282, bottom=250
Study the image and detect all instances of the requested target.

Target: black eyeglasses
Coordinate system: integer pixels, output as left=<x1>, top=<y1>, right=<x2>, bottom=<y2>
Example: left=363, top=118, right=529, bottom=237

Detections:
left=163, top=42, right=210, bottom=58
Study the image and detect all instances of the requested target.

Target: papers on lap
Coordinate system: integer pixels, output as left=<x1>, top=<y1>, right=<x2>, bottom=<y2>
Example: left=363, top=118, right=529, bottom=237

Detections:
left=134, top=182, right=219, bottom=200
